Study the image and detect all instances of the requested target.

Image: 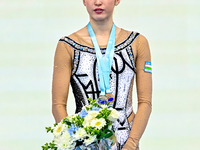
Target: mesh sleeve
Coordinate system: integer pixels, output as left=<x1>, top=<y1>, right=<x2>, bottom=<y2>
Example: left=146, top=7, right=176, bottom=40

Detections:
left=123, top=34, right=152, bottom=150
left=52, top=40, right=73, bottom=123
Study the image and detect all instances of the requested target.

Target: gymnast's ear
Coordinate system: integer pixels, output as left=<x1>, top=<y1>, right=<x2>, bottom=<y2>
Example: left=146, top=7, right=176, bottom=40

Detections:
left=83, top=0, right=86, bottom=6
left=115, top=0, right=121, bottom=6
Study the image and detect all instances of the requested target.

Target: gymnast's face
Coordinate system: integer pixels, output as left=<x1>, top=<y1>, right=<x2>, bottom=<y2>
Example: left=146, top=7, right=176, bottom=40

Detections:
left=83, top=0, right=120, bottom=21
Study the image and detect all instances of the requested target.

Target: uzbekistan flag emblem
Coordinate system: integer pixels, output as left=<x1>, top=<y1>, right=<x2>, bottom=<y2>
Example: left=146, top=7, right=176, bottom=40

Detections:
left=144, top=61, right=152, bottom=73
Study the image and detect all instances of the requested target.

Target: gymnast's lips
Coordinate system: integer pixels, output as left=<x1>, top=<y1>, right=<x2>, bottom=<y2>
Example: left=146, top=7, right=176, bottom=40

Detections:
left=94, top=8, right=104, bottom=14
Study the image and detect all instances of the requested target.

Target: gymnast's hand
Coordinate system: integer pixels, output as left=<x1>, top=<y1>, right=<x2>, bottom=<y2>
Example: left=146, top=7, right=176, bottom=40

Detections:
left=122, top=138, right=137, bottom=150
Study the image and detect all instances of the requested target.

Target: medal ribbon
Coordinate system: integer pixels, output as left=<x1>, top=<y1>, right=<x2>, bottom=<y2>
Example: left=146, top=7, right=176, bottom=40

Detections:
left=87, top=22, right=116, bottom=96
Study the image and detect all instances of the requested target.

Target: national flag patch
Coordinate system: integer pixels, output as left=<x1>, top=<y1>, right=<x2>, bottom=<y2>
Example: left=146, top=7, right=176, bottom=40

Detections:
left=144, top=61, right=152, bottom=73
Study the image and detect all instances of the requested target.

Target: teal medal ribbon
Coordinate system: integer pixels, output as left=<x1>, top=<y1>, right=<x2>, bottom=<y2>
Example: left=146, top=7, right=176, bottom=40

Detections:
left=87, top=22, right=116, bottom=103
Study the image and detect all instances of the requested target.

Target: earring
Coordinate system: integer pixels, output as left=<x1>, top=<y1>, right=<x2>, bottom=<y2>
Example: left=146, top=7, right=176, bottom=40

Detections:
left=115, top=3, right=118, bottom=6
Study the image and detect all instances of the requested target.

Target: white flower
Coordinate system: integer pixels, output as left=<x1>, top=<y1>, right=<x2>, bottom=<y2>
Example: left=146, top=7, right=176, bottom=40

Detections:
left=53, top=136, right=61, bottom=145
left=86, top=104, right=93, bottom=109
left=66, top=116, right=73, bottom=122
left=57, top=141, right=75, bottom=150
left=84, top=135, right=97, bottom=146
left=108, top=108, right=119, bottom=122
left=108, top=125, right=112, bottom=130
left=53, top=122, right=67, bottom=137
left=57, top=130, right=75, bottom=150
left=90, top=118, right=106, bottom=130
left=101, top=105, right=108, bottom=109
left=66, top=113, right=79, bottom=122
left=67, top=142, right=76, bottom=149
left=88, top=110, right=99, bottom=117
left=73, top=128, right=87, bottom=140
left=83, top=115, right=93, bottom=127
left=72, top=114, right=78, bottom=118
left=83, top=111, right=99, bottom=127
left=61, top=130, right=71, bottom=141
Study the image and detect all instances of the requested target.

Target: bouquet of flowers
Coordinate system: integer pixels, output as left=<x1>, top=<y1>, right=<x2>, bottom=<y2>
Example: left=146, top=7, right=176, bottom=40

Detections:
left=42, top=98, right=119, bottom=150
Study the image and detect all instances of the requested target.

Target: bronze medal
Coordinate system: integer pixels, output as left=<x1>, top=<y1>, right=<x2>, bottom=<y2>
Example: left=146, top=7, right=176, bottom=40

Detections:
left=97, top=93, right=115, bottom=105
left=97, top=96, right=108, bottom=104
left=106, top=93, right=115, bottom=104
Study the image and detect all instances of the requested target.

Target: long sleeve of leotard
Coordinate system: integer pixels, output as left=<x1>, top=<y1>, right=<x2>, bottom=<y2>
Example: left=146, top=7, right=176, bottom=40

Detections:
left=123, top=34, right=152, bottom=150
left=52, top=40, right=73, bottom=123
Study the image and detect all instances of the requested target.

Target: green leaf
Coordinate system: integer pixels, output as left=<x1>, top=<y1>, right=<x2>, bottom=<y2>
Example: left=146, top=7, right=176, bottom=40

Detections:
left=54, top=123, right=58, bottom=127
left=41, top=143, right=50, bottom=150
left=45, top=127, right=52, bottom=133
left=98, top=130, right=113, bottom=140
left=51, top=129, right=54, bottom=133
left=42, top=141, right=57, bottom=150
left=88, top=98, right=93, bottom=102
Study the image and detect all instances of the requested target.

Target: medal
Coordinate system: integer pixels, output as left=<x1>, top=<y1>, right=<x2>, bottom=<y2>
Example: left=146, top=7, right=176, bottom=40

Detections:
left=97, top=96, right=108, bottom=104
left=106, top=93, right=115, bottom=103
left=87, top=22, right=116, bottom=104
left=97, top=94, right=115, bottom=104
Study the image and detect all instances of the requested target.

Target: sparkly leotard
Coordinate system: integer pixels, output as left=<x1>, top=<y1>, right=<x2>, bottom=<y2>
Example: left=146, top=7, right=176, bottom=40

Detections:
left=52, top=29, right=152, bottom=150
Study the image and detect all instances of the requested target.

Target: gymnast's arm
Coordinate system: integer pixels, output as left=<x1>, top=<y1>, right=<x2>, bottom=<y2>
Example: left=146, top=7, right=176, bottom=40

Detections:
left=123, top=34, right=152, bottom=150
left=52, top=40, right=73, bottom=123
